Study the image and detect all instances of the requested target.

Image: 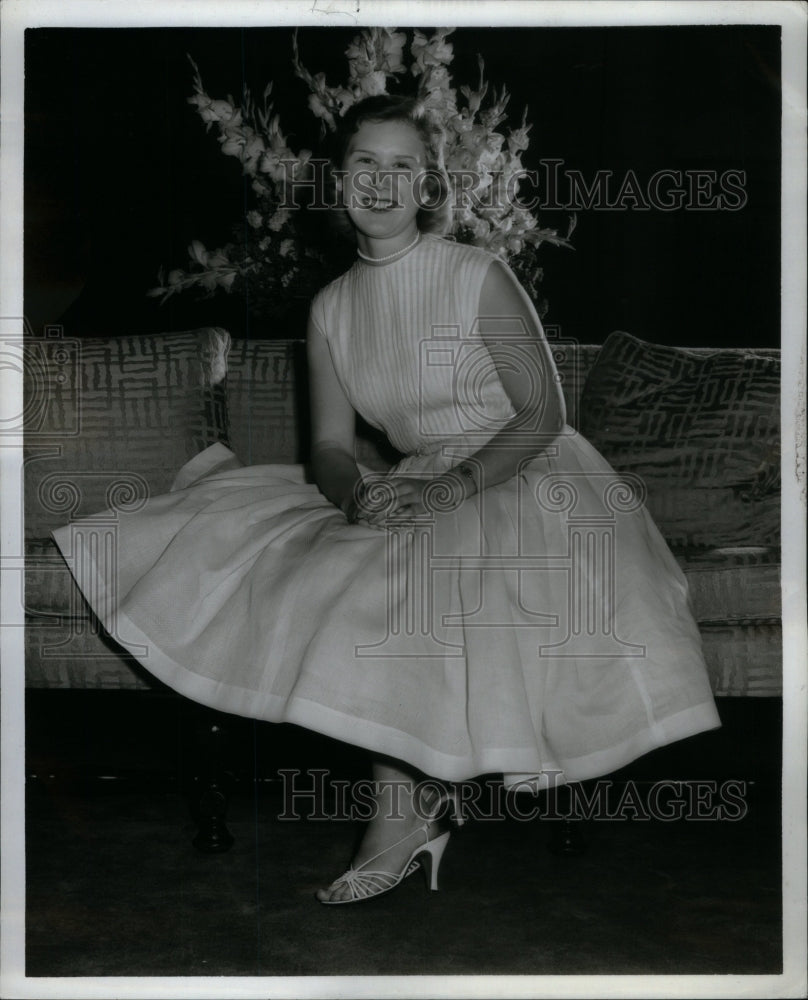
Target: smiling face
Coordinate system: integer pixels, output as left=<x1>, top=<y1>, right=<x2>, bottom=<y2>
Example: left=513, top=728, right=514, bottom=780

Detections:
left=341, top=119, right=428, bottom=252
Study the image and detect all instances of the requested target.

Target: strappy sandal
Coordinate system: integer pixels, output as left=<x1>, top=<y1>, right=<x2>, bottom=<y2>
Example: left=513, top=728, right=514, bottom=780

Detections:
left=316, top=821, right=451, bottom=905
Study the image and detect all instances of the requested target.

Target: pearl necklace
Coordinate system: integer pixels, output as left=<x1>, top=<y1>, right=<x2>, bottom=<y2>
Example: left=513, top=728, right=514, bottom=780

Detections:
left=357, top=232, right=421, bottom=264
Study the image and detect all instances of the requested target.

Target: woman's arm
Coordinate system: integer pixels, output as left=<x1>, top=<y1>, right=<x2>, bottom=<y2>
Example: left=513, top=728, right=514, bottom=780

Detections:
left=457, top=257, right=567, bottom=493
left=307, top=313, right=362, bottom=516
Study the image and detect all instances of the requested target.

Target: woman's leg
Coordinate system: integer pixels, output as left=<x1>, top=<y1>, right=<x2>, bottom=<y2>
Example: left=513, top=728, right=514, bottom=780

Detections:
left=316, top=757, right=446, bottom=903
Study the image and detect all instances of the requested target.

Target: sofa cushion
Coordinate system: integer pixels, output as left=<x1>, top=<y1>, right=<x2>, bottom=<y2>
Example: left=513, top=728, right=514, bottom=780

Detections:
left=699, top=623, right=782, bottom=697
left=679, top=546, right=781, bottom=624
left=226, top=339, right=404, bottom=470
left=25, top=616, right=157, bottom=690
left=24, top=328, right=231, bottom=541
left=226, top=340, right=303, bottom=465
left=551, top=341, right=601, bottom=430
left=580, top=331, right=780, bottom=551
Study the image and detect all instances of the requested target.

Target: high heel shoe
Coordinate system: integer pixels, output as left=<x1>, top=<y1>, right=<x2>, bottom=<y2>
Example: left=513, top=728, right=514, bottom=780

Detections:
left=317, top=822, right=450, bottom=905
left=443, top=785, right=466, bottom=828
left=421, top=784, right=466, bottom=828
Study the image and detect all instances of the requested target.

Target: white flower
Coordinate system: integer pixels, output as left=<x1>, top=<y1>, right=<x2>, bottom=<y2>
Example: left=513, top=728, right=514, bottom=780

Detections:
left=219, top=125, right=248, bottom=159
left=458, top=214, right=491, bottom=242
left=188, top=240, right=209, bottom=266
left=188, top=92, right=244, bottom=131
left=246, top=211, right=263, bottom=229
left=411, top=28, right=454, bottom=75
left=459, top=58, right=488, bottom=116
left=259, top=149, right=295, bottom=184
left=356, top=70, right=387, bottom=98
left=207, top=249, right=231, bottom=268
left=380, top=30, right=407, bottom=74
left=507, top=119, right=532, bottom=156
left=242, top=134, right=267, bottom=175
left=279, top=238, right=296, bottom=258
left=346, top=33, right=375, bottom=79
left=307, top=91, right=336, bottom=131
left=346, top=28, right=406, bottom=82
left=268, top=207, right=291, bottom=232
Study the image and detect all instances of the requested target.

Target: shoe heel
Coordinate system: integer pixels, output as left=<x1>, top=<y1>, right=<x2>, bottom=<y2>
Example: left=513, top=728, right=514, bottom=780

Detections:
left=424, top=787, right=466, bottom=828
left=447, top=787, right=466, bottom=828
left=419, top=831, right=450, bottom=891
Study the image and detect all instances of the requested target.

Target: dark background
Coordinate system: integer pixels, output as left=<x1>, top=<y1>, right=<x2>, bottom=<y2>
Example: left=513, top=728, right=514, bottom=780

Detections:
left=24, top=24, right=781, bottom=347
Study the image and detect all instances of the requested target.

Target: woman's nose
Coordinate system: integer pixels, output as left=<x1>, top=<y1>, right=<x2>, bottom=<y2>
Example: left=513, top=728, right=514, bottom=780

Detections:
left=370, top=170, right=396, bottom=195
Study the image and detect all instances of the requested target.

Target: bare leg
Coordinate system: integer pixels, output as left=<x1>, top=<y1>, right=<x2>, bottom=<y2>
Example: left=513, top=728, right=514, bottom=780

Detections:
left=316, top=757, right=446, bottom=903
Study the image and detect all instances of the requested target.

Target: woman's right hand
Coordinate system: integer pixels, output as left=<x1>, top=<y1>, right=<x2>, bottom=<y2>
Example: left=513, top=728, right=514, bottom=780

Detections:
left=341, top=492, right=368, bottom=526
left=341, top=473, right=467, bottom=527
left=340, top=482, right=386, bottom=529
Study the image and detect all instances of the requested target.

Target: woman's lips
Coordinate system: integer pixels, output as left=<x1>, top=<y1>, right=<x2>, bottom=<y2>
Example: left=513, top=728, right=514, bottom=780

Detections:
left=357, top=198, right=399, bottom=211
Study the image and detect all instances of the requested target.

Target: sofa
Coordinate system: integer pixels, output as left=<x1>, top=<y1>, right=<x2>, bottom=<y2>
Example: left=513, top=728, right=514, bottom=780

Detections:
left=22, top=325, right=782, bottom=700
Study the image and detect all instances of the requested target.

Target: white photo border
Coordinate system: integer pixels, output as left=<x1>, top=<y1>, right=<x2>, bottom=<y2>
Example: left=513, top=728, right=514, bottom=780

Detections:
left=2, top=1, right=805, bottom=998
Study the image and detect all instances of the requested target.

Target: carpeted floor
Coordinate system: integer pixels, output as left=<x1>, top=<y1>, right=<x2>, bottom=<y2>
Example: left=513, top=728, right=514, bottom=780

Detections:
left=24, top=692, right=783, bottom=978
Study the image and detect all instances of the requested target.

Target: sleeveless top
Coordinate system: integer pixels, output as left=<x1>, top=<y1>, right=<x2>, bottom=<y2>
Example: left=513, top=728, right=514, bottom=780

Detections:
left=309, top=234, right=518, bottom=462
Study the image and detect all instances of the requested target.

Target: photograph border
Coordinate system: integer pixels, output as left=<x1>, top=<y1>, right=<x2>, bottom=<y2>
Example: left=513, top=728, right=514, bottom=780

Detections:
left=2, top=1, right=805, bottom=998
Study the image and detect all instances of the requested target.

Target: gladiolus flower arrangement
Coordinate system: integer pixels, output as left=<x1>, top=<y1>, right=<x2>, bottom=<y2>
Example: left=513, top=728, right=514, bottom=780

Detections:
left=149, top=27, right=574, bottom=322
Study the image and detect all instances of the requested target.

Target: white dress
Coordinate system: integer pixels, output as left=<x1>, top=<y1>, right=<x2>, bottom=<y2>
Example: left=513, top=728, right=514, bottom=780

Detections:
left=52, top=235, right=720, bottom=789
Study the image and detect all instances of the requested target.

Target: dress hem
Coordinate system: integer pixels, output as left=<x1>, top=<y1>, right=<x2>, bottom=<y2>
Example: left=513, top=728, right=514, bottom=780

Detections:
left=50, top=518, right=720, bottom=787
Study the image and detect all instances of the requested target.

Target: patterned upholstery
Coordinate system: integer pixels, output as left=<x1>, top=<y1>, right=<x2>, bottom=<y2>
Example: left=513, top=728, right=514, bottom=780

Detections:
left=542, top=330, right=601, bottom=431
left=24, top=333, right=782, bottom=695
left=25, top=615, right=155, bottom=691
left=226, top=340, right=301, bottom=465
left=580, top=331, right=780, bottom=552
left=24, top=328, right=231, bottom=540
left=23, top=329, right=231, bottom=691
left=679, top=547, right=781, bottom=624
left=700, top=624, right=782, bottom=697
left=679, top=547, right=781, bottom=697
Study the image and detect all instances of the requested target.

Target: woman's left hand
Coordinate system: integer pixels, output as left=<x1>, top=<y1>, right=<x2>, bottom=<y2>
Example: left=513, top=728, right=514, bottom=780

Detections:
left=360, top=473, right=467, bottom=525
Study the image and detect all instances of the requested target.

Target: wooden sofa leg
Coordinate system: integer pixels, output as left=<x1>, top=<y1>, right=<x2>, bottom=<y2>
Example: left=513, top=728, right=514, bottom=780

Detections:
left=190, top=718, right=235, bottom=853
left=547, top=782, right=588, bottom=856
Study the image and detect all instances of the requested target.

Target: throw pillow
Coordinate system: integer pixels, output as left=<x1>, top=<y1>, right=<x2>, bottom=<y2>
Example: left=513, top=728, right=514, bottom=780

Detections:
left=580, top=331, right=780, bottom=552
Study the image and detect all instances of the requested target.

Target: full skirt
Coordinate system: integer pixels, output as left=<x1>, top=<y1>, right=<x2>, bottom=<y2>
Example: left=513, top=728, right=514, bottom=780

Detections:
left=51, top=427, right=720, bottom=789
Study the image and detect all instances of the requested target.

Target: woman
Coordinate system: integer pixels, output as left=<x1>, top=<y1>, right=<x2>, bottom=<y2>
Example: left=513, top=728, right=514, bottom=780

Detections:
left=52, top=95, right=721, bottom=905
